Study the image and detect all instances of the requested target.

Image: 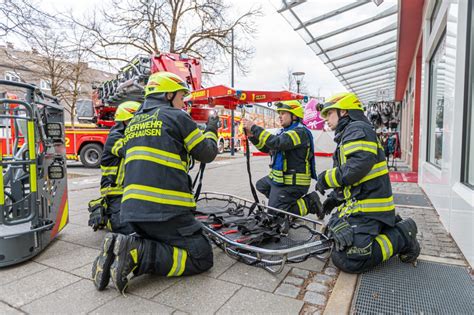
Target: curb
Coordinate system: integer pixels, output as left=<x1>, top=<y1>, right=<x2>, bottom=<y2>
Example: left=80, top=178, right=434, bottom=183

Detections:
left=323, top=272, right=358, bottom=315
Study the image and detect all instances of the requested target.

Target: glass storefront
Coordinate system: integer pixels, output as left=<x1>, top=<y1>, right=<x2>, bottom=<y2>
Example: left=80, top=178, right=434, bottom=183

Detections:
left=465, top=0, right=474, bottom=186
left=427, top=33, right=446, bottom=168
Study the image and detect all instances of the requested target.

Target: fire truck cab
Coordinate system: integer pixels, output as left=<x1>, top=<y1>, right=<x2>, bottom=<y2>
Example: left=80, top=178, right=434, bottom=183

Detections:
left=217, top=114, right=244, bottom=154
left=64, top=122, right=109, bottom=168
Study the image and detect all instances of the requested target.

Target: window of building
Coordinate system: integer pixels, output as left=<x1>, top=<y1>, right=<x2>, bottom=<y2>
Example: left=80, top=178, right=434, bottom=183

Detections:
left=427, top=32, right=446, bottom=168
left=40, top=79, right=51, bottom=91
left=464, top=1, right=474, bottom=187
left=5, top=71, right=20, bottom=82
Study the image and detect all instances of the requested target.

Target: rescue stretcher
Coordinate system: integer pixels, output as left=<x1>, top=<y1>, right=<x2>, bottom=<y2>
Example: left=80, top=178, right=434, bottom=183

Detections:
left=195, top=192, right=333, bottom=274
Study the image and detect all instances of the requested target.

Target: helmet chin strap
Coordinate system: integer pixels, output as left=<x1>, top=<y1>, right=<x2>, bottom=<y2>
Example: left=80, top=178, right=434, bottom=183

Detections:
left=291, top=114, right=300, bottom=123
left=336, top=109, right=342, bottom=119
left=168, top=92, right=177, bottom=107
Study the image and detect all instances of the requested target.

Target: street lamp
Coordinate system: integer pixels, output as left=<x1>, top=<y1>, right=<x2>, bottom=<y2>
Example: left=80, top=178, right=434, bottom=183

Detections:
left=292, top=71, right=305, bottom=93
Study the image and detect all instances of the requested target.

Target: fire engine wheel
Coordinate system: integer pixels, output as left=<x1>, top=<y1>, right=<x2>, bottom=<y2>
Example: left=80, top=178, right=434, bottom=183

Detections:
left=218, top=140, right=225, bottom=154
left=79, top=143, right=103, bottom=168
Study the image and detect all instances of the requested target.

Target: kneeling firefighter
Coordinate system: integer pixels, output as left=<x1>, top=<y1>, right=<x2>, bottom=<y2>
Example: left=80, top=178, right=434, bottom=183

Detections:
left=315, top=92, right=420, bottom=273
left=92, top=71, right=219, bottom=293
left=88, top=101, right=140, bottom=235
left=242, top=100, right=322, bottom=217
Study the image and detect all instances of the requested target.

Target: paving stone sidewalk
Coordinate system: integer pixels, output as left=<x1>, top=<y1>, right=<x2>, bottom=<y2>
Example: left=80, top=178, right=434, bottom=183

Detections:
left=0, top=159, right=467, bottom=314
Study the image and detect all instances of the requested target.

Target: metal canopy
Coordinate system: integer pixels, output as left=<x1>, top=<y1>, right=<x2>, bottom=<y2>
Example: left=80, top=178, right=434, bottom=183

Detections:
left=274, top=0, right=399, bottom=104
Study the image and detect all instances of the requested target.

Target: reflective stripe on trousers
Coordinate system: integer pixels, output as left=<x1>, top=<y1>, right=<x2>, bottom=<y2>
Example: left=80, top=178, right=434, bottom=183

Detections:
left=167, top=247, right=188, bottom=276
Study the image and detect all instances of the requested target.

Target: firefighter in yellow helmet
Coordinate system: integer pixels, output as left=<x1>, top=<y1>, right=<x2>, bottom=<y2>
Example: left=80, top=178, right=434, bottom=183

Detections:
left=242, top=100, right=322, bottom=218
left=314, top=92, right=420, bottom=273
left=92, top=72, right=218, bottom=293
left=88, top=101, right=140, bottom=235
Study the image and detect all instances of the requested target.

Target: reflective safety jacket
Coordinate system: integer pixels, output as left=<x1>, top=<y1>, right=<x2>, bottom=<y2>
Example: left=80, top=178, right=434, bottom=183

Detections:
left=323, top=116, right=395, bottom=226
left=100, top=122, right=126, bottom=197
left=249, top=122, right=315, bottom=187
left=121, top=96, right=218, bottom=222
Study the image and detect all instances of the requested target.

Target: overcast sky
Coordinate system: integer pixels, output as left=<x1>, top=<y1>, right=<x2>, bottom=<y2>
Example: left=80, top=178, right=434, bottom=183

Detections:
left=11, top=0, right=347, bottom=98
left=211, top=0, right=346, bottom=97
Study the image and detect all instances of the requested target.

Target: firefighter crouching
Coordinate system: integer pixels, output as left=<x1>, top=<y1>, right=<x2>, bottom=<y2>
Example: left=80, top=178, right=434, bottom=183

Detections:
left=88, top=101, right=140, bottom=235
left=315, top=93, right=420, bottom=274
left=242, top=100, right=322, bottom=217
left=92, top=72, right=219, bottom=293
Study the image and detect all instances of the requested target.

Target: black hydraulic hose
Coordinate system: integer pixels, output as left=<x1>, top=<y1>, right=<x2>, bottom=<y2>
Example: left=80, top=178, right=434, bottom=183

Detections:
left=193, top=162, right=206, bottom=201
left=245, top=136, right=264, bottom=214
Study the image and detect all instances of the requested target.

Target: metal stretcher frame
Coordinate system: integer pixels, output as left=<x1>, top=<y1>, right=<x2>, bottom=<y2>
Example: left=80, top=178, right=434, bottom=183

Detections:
left=196, top=192, right=333, bottom=274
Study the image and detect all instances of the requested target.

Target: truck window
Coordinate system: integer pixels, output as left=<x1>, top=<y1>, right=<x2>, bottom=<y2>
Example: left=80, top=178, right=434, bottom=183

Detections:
left=76, top=99, right=94, bottom=120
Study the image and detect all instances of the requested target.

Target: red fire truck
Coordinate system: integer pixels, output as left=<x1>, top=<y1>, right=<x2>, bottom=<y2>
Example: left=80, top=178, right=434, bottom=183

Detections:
left=63, top=123, right=109, bottom=168
left=216, top=114, right=244, bottom=154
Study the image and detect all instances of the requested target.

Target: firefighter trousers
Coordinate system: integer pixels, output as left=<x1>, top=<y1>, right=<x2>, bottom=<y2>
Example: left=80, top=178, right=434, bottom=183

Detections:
left=130, top=214, right=213, bottom=277
left=256, top=176, right=311, bottom=216
left=330, top=215, right=407, bottom=274
left=106, top=196, right=134, bottom=235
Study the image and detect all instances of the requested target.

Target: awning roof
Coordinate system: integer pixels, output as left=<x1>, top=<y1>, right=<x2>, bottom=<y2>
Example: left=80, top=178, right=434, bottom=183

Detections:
left=274, top=0, right=399, bottom=104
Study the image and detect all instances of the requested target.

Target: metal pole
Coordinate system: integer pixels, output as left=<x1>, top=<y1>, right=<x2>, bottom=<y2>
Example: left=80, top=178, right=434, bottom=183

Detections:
left=296, top=80, right=300, bottom=93
left=230, top=28, right=235, bottom=156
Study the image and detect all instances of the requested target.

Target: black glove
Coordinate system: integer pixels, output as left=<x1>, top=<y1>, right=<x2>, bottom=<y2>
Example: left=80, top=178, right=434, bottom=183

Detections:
left=88, top=197, right=107, bottom=231
left=206, top=114, right=220, bottom=132
left=322, top=191, right=343, bottom=218
left=88, top=207, right=107, bottom=231
left=328, top=218, right=354, bottom=251
left=315, top=171, right=329, bottom=195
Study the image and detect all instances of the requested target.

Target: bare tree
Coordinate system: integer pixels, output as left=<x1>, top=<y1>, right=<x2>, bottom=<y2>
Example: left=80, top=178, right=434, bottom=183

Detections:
left=59, top=26, right=96, bottom=125
left=4, top=19, right=97, bottom=123
left=0, top=0, right=53, bottom=38
left=3, top=30, right=69, bottom=95
left=71, top=0, right=262, bottom=74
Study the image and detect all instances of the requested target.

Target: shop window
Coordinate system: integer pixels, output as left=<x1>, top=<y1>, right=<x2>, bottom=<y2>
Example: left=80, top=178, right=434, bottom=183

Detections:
left=466, top=92, right=474, bottom=186
left=464, top=0, right=474, bottom=187
left=427, top=32, right=446, bottom=168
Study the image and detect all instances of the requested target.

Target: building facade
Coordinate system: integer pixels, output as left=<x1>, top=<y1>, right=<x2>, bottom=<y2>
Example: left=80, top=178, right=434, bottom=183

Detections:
left=0, top=43, right=113, bottom=122
left=397, top=0, right=474, bottom=266
left=219, top=104, right=280, bottom=129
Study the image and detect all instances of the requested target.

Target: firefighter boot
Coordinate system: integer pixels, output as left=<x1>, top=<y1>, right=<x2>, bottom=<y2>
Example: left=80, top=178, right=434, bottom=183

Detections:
left=306, top=192, right=324, bottom=218
left=110, top=234, right=145, bottom=294
left=396, top=218, right=421, bottom=263
left=92, top=233, right=117, bottom=291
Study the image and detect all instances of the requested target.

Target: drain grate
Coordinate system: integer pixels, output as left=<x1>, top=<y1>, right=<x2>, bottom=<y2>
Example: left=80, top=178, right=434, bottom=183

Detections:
left=351, top=258, right=474, bottom=314
left=393, top=193, right=432, bottom=207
